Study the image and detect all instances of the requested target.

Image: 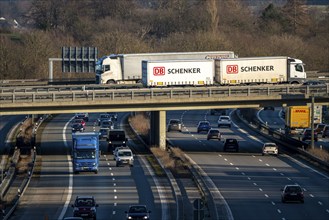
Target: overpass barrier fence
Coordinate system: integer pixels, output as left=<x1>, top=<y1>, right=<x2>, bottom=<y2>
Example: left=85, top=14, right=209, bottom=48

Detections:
left=236, top=110, right=329, bottom=170
left=1, top=84, right=329, bottom=104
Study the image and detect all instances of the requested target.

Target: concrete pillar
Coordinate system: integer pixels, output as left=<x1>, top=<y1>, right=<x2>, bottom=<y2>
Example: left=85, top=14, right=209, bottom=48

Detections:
left=150, top=111, right=166, bottom=150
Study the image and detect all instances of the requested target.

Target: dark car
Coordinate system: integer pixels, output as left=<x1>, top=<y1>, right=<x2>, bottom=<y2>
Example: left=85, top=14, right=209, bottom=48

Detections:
left=207, top=129, right=221, bottom=140
left=302, top=80, right=325, bottom=86
left=75, top=113, right=89, bottom=122
left=197, top=121, right=211, bottom=133
left=281, top=185, right=304, bottom=203
left=223, top=138, right=239, bottom=152
left=72, top=196, right=98, bottom=220
left=72, top=119, right=86, bottom=127
left=167, top=119, right=182, bottom=132
left=301, top=128, right=318, bottom=142
left=71, top=123, right=85, bottom=133
left=315, top=123, right=326, bottom=134
left=125, top=205, right=151, bottom=220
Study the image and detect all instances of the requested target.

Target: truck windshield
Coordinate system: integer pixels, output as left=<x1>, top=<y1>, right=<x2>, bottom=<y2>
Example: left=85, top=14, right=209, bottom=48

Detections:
left=109, top=133, right=125, bottom=141
left=75, top=150, right=96, bottom=159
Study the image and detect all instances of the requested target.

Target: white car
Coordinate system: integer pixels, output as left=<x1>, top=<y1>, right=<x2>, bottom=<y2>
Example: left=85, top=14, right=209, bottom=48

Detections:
left=218, top=116, right=232, bottom=128
left=115, top=148, right=134, bottom=167
left=262, top=142, right=278, bottom=156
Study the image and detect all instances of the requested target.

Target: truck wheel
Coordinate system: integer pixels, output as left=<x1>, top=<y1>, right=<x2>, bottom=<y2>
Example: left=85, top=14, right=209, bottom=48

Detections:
left=107, top=80, right=116, bottom=84
left=95, top=170, right=98, bottom=174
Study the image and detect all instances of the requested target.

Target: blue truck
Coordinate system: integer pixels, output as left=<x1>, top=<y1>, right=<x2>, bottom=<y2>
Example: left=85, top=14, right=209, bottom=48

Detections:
left=72, top=132, right=99, bottom=174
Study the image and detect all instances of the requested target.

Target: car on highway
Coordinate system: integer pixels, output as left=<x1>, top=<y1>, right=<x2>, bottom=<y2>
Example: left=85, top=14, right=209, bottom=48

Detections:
left=113, top=146, right=129, bottom=160
left=218, top=115, right=232, bottom=128
left=97, top=113, right=112, bottom=125
left=262, top=142, right=278, bottom=156
left=301, top=128, right=318, bottom=142
left=115, top=147, right=134, bottom=167
left=72, top=119, right=86, bottom=127
left=264, top=106, right=275, bottom=111
left=281, top=185, right=304, bottom=203
left=315, top=123, right=326, bottom=134
left=71, top=196, right=98, bottom=220
left=125, top=205, right=151, bottom=220
left=100, top=119, right=114, bottom=130
left=99, top=127, right=110, bottom=139
left=322, top=125, right=329, bottom=138
left=167, top=119, right=182, bottom=132
left=75, top=113, right=89, bottom=122
left=71, top=123, right=85, bottom=133
left=197, top=121, right=211, bottom=133
left=223, top=138, right=239, bottom=152
left=207, top=129, right=221, bottom=140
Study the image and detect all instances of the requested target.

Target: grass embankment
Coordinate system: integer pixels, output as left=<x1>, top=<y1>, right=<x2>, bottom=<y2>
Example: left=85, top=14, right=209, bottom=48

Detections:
left=129, top=113, right=191, bottom=178
left=307, top=148, right=329, bottom=163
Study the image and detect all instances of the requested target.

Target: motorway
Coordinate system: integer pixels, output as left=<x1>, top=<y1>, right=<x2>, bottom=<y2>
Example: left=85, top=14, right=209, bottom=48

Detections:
left=7, top=113, right=175, bottom=220
left=167, top=109, right=329, bottom=220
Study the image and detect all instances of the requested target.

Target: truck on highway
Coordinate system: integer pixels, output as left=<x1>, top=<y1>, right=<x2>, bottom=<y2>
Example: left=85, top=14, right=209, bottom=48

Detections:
left=284, top=106, right=310, bottom=135
left=141, top=56, right=306, bottom=87
left=107, top=129, right=127, bottom=151
left=72, top=132, right=99, bottom=174
left=95, top=51, right=235, bottom=84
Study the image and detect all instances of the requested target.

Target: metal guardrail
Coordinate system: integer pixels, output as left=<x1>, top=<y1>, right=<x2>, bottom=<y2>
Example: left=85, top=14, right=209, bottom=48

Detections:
left=1, top=84, right=328, bottom=104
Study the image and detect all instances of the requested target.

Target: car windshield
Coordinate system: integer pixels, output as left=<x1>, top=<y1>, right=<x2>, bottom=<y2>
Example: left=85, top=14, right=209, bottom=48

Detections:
left=76, top=198, right=95, bottom=207
left=129, top=206, right=147, bottom=213
left=170, top=120, right=180, bottom=124
left=118, top=151, right=132, bottom=156
left=200, top=122, right=209, bottom=126
left=210, top=130, right=219, bottom=134
left=265, top=143, right=276, bottom=147
left=109, top=133, right=125, bottom=140
left=220, top=116, right=230, bottom=120
left=75, top=150, right=96, bottom=159
left=285, top=186, right=302, bottom=193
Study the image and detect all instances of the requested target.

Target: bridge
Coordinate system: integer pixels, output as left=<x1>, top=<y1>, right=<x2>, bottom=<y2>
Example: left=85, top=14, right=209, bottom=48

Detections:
left=1, top=84, right=329, bottom=149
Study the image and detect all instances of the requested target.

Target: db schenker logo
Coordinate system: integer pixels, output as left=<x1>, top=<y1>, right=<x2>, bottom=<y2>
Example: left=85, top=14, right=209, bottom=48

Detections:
left=153, top=67, right=165, bottom=76
left=227, top=65, right=238, bottom=74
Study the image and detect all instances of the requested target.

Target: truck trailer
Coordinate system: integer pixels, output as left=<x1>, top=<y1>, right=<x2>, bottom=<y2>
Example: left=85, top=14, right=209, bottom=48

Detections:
left=95, top=51, right=235, bottom=84
left=142, top=59, right=214, bottom=86
left=284, top=106, right=310, bottom=135
left=141, top=56, right=306, bottom=87
left=72, top=132, right=100, bottom=174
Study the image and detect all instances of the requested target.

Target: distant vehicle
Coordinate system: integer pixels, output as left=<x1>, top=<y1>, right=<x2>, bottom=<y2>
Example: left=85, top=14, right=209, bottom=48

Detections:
left=113, top=146, right=129, bottom=160
left=71, top=196, right=98, bottom=219
left=321, top=125, right=329, bottom=138
left=302, top=80, right=325, bottom=86
left=301, top=128, right=318, bottom=142
left=125, top=205, right=151, bottom=220
left=262, top=142, right=278, bottom=156
left=99, top=127, right=110, bottom=139
left=207, top=129, right=221, bottom=140
left=100, top=119, right=114, bottom=130
left=71, top=123, right=85, bottom=133
left=115, top=148, right=134, bottom=167
left=72, top=119, right=86, bottom=127
left=97, top=113, right=111, bottom=125
left=218, top=116, right=232, bottom=128
left=75, top=113, right=89, bottom=122
left=167, top=119, right=182, bottom=132
left=72, top=132, right=99, bottom=174
left=210, top=109, right=227, bottom=115
left=284, top=106, right=310, bottom=135
left=264, top=106, right=275, bottom=111
left=315, top=123, right=326, bottom=134
left=223, top=138, right=239, bottom=152
left=108, top=113, right=118, bottom=121
left=107, top=129, right=127, bottom=150
left=281, top=185, right=304, bottom=203
left=197, top=121, right=211, bottom=133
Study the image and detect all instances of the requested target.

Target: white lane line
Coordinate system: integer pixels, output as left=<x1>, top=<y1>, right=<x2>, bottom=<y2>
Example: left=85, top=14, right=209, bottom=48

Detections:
left=259, top=188, right=263, bottom=192
left=259, top=159, right=263, bottom=162
left=107, top=162, right=110, bottom=166
left=114, top=203, right=117, bottom=206
left=229, top=163, right=234, bottom=166
left=280, top=173, right=284, bottom=176
left=114, top=189, right=117, bottom=193
left=224, top=158, right=228, bottom=161
left=326, top=209, right=329, bottom=213
left=310, top=194, right=314, bottom=198
left=271, top=201, right=276, bottom=205
left=241, top=172, right=245, bottom=175
left=248, top=177, right=251, bottom=180
left=113, top=211, right=116, bottom=215
left=113, top=183, right=116, bottom=187
left=58, top=117, right=74, bottom=220
left=140, top=156, right=169, bottom=220
left=112, top=178, right=115, bottom=181
left=265, top=163, right=270, bottom=166
left=265, top=194, right=269, bottom=198
left=114, top=196, right=117, bottom=199
left=253, top=183, right=257, bottom=186
left=287, top=177, right=291, bottom=181
left=235, top=167, right=239, bottom=170
left=273, top=168, right=277, bottom=171
left=277, top=209, right=281, bottom=214
left=111, top=173, right=114, bottom=176
left=318, top=201, right=323, bottom=206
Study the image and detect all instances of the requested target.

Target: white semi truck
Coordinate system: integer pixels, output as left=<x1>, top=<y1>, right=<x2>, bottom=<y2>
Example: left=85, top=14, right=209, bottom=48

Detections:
left=141, top=56, right=306, bottom=87
left=95, top=51, right=235, bottom=84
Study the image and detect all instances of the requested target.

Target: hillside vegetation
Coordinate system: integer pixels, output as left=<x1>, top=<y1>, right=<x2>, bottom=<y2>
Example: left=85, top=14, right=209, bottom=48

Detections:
left=0, top=0, right=328, bottom=80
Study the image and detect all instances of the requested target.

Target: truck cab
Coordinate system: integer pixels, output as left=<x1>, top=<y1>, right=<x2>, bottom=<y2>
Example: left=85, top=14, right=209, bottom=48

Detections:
left=288, top=58, right=306, bottom=84
left=96, top=55, right=122, bottom=84
left=72, top=132, right=99, bottom=174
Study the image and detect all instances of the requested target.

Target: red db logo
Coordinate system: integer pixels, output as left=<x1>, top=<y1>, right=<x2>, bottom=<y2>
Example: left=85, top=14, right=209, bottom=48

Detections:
left=227, top=65, right=238, bottom=74
left=153, top=67, right=165, bottom=76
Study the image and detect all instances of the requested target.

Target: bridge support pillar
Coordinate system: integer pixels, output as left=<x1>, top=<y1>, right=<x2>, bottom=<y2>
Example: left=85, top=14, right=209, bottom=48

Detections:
left=150, top=111, right=166, bottom=150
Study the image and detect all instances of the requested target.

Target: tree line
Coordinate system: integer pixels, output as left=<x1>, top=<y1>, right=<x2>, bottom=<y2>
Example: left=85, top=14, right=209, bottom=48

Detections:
left=0, top=0, right=328, bottom=80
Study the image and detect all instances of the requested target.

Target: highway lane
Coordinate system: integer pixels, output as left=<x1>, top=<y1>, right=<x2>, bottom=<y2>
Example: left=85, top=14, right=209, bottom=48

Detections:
left=167, top=109, right=329, bottom=220
left=0, top=115, right=25, bottom=154
left=10, top=113, right=171, bottom=220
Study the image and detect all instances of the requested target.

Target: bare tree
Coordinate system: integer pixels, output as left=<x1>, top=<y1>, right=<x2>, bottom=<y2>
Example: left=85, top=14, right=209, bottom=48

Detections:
left=206, top=0, right=219, bottom=34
